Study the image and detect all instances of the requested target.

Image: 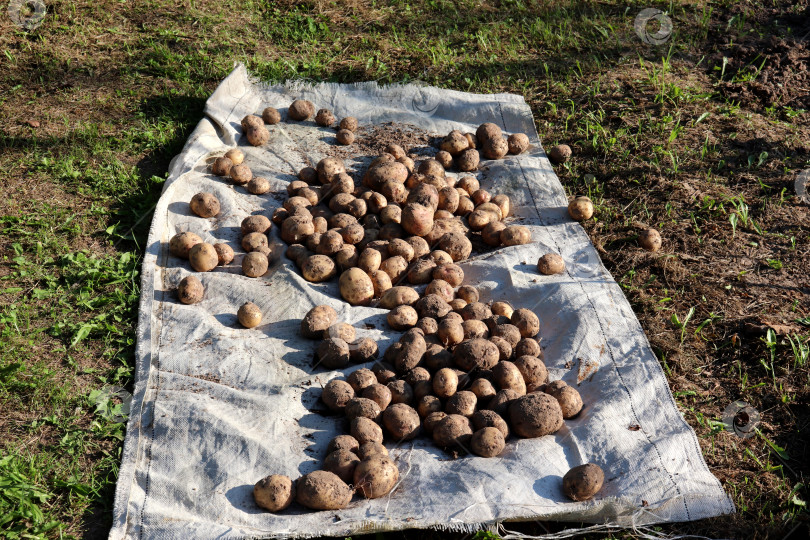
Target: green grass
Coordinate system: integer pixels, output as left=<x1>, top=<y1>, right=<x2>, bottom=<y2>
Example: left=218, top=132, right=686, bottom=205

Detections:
left=1, top=0, right=809, bottom=538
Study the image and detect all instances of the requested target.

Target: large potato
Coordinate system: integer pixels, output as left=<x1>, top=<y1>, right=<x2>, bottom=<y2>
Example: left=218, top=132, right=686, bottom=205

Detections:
left=435, top=232, right=472, bottom=262
left=328, top=435, right=360, bottom=455
left=453, top=339, right=499, bottom=371
left=302, top=254, right=337, bottom=282
left=513, top=355, right=549, bottom=392
left=401, top=203, right=434, bottom=237
left=471, top=409, right=509, bottom=438
left=562, top=463, right=604, bottom=501
left=345, top=397, right=382, bottom=421
left=543, top=381, right=583, bottom=418
left=316, top=338, right=351, bottom=369
left=445, top=390, right=477, bottom=417
left=347, top=368, right=377, bottom=393
left=493, top=361, right=527, bottom=395
left=500, top=225, right=531, bottom=246
left=339, top=268, right=375, bottom=306
left=321, top=379, right=355, bottom=412
left=387, top=305, right=418, bottom=330
left=361, top=383, right=392, bottom=411
left=254, top=474, right=295, bottom=512
left=378, top=286, right=419, bottom=309
left=169, top=231, right=202, bottom=259
left=353, top=456, right=400, bottom=499
left=432, top=367, right=458, bottom=399
left=432, top=414, right=473, bottom=449
left=382, top=403, right=421, bottom=440
left=508, top=392, right=564, bottom=438
left=350, top=416, right=384, bottom=445
left=189, top=243, right=218, bottom=272
left=471, top=427, right=505, bottom=458
left=323, top=450, right=360, bottom=484
left=414, top=294, right=452, bottom=319
left=295, top=470, right=352, bottom=510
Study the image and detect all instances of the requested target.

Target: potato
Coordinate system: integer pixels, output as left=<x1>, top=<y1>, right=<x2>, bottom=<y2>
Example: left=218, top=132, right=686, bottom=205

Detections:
left=438, top=186, right=460, bottom=214
left=384, top=143, right=405, bottom=159
left=408, top=183, right=439, bottom=210
left=460, top=319, right=487, bottom=340
left=432, top=367, right=458, bottom=399
left=296, top=470, right=352, bottom=510
left=366, top=163, right=409, bottom=192
left=543, top=381, right=583, bottom=418
left=345, top=397, right=382, bottom=421
left=387, top=238, right=414, bottom=262
left=177, top=275, right=204, bottom=305
left=425, top=279, right=454, bottom=304
left=513, top=355, right=548, bottom=392
left=404, top=367, right=431, bottom=386
left=431, top=265, right=462, bottom=288
left=458, top=302, right=492, bottom=322
left=401, top=203, right=434, bottom=237
left=386, top=379, right=414, bottom=405
left=353, top=456, right=399, bottom=499
left=358, top=383, right=390, bottom=411
left=254, top=474, right=295, bottom=512
left=335, top=246, right=359, bottom=271
left=339, top=117, right=359, bottom=131
left=246, top=126, right=270, bottom=146
left=379, top=255, right=408, bottom=282
left=493, top=361, right=526, bottom=395
left=417, top=158, right=445, bottom=178
left=456, top=149, right=480, bottom=172
left=472, top=409, right=509, bottom=438
left=349, top=337, right=379, bottom=363
left=476, top=123, right=502, bottom=145
left=432, top=414, right=473, bottom=448
left=563, top=463, right=604, bottom=501
left=357, top=247, right=382, bottom=274
left=230, top=164, right=253, bottom=185
left=397, top=155, right=414, bottom=172
left=382, top=403, right=421, bottom=440
left=378, top=286, right=419, bottom=309
left=242, top=114, right=264, bottom=131
left=480, top=221, right=506, bottom=247
left=323, top=323, right=355, bottom=343
left=347, top=368, right=377, bottom=393
left=510, top=308, right=540, bottom=339
left=285, top=244, right=308, bottom=266
left=394, top=332, right=426, bottom=373
left=482, top=135, right=508, bottom=159
left=493, top=324, right=522, bottom=348
left=509, top=392, right=564, bottom=438
left=281, top=215, right=315, bottom=244
left=272, top=208, right=289, bottom=225
left=302, top=254, right=337, bottom=282
left=247, top=177, right=271, bottom=195
left=372, top=362, right=397, bottom=384
left=439, top=130, right=469, bottom=156
left=369, top=270, right=392, bottom=297
left=638, top=228, right=662, bottom=252
left=436, top=232, right=472, bottom=262
left=455, top=196, right=475, bottom=215
left=298, top=166, right=318, bottom=184
left=487, top=389, right=521, bottom=416
left=387, top=305, right=418, bottom=331
left=321, top=379, right=355, bottom=412
left=568, top=196, right=594, bottom=221
left=336, top=129, right=355, bottom=145
left=423, top=346, right=452, bottom=373
left=189, top=192, right=220, bottom=218
left=445, top=390, right=477, bottom=417
left=288, top=99, right=315, bottom=121
left=471, top=427, right=505, bottom=458
left=211, top=156, right=233, bottom=176
left=448, top=298, right=466, bottom=311
left=537, top=253, right=565, bottom=275
left=514, top=338, right=541, bottom=359
left=434, top=150, right=453, bottom=169
left=548, top=144, right=572, bottom=165
left=262, top=107, right=281, bottom=124
left=189, top=243, right=219, bottom=272
left=242, top=232, right=268, bottom=252
left=328, top=436, right=360, bottom=456
left=500, top=225, right=531, bottom=247
left=317, top=230, right=344, bottom=257
left=323, top=449, right=360, bottom=485
left=414, top=295, right=452, bottom=322
left=437, top=318, right=463, bottom=347
left=317, top=157, right=346, bottom=184
left=315, top=338, right=349, bottom=369
left=358, top=442, right=389, bottom=460
left=350, top=416, right=384, bottom=445
left=507, top=133, right=530, bottom=154
left=237, top=302, right=262, bottom=328
left=403, top=238, right=428, bottom=261
left=339, top=268, right=375, bottom=306
left=486, top=336, right=509, bottom=362
left=315, top=108, right=336, bottom=127
left=417, top=395, right=442, bottom=417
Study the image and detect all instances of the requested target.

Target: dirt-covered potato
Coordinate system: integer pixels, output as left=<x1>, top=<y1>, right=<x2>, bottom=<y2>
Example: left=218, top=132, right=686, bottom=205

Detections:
left=246, top=125, right=270, bottom=146
left=432, top=414, right=473, bottom=449
left=480, top=221, right=506, bottom=247
left=358, top=441, right=389, bottom=460
left=241, top=251, right=268, bottom=277
left=336, top=129, right=355, bottom=145
left=378, top=286, right=419, bottom=309
left=432, top=232, right=471, bottom=262
left=513, top=355, right=548, bottom=392
left=434, top=150, right=453, bottom=169
left=387, top=305, right=418, bottom=331
left=335, top=246, right=358, bottom=271
left=548, top=144, right=572, bottom=165
left=212, top=156, right=233, bottom=176
left=401, top=203, right=434, bottom=237
left=422, top=279, right=452, bottom=304
left=455, top=148, right=479, bottom=172
left=432, top=367, right=458, bottom=399
left=175, top=275, right=203, bottom=304
left=298, top=166, right=318, bottom=184
left=317, top=337, right=351, bottom=369
left=514, top=338, right=541, bottom=359
left=254, top=474, right=295, bottom=512
left=437, top=318, right=463, bottom=347
left=486, top=336, right=510, bottom=362
left=471, top=427, right=505, bottom=457
left=482, top=135, right=508, bottom=160
left=493, top=361, right=527, bottom=395
left=315, top=108, right=336, bottom=127
left=189, top=243, right=219, bottom=272
left=170, top=232, right=201, bottom=259
left=509, top=392, right=564, bottom=438
left=416, top=395, right=442, bottom=418
left=507, top=133, right=530, bottom=154
left=350, top=416, right=384, bottom=446
left=382, top=403, right=421, bottom=440
left=393, top=331, right=426, bottom=373
left=347, top=368, right=377, bottom=393
left=413, top=295, right=451, bottom=320
left=237, top=302, right=262, bottom=328
left=486, top=389, right=521, bottom=416
left=288, top=99, right=315, bottom=121
left=301, top=254, right=336, bottom=282
left=379, top=255, right=408, bottom=282
left=272, top=208, right=289, bottom=225
left=445, top=390, right=477, bottom=417
left=296, top=470, right=352, bottom=510
left=440, top=130, right=469, bottom=156
left=544, top=381, right=583, bottom=418
left=339, top=268, right=375, bottom=306
left=247, top=176, right=271, bottom=195
left=383, top=143, right=405, bottom=159
left=349, top=337, right=379, bottom=363
left=321, top=379, right=355, bottom=412
left=242, top=114, right=264, bottom=131
left=472, top=409, right=509, bottom=438
left=262, top=107, right=281, bottom=125
left=476, top=122, right=503, bottom=145
left=537, top=253, right=565, bottom=275
left=458, top=302, right=491, bottom=322
left=362, top=383, right=392, bottom=411
left=452, top=286, right=476, bottom=305
left=386, top=379, right=414, bottom=405
left=563, top=463, right=604, bottom=501
left=568, top=196, right=594, bottom=221
left=345, top=397, right=382, bottom=421
left=328, top=435, right=360, bottom=455
left=353, top=456, right=399, bottom=499
left=357, top=247, right=382, bottom=274
left=510, top=308, right=540, bottom=339
left=339, top=117, right=359, bottom=132
left=281, top=215, right=315, bottom=244
left=638, top=228, right=662, bottom=252
left=368, top=270, right=391, bottom=298
left=470, top=378, right=497, bottom=401
left=324, top=322, right=355, bottom=343
left=317, top=157, right=346, bottom=184
left=453, top=339, right=499, bottom=371
left=301, top=305, right=338, bottom=339
left=461, top=319, right=489, bottom=340
left=242, top=232, right=268, bottom=252
left=230, top=164, right=253, bottom=185
left=190, top=192, right=220, bottom=218
left=500, top=225, right=531, bottom=246
left=323, top=449, right=360, bottom=485
left=433, top=263, right=464, bottom=287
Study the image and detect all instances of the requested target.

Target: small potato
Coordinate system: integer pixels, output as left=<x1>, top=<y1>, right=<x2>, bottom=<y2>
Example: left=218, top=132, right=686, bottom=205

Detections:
left=417, top=158, right=445, bottom=178
left=416, top=316, right=438, bottom=335
left=357, top=247, right=382, bottom=274
left=317, top=230, right=344, bottom=256
left=401, top=203, right=434, bottom=237
left=568, top=196, right=594, bottom=221
left=380, top=205, right=402, bottom=225
left=242, top=231, right=268, bottom=252
left=417, top=395, right=442, bottom=417
left=190, top=192, right=220, bottom=218
left=336, top=246, right=359, bottom=271
left=638, top=228, right=662, bottom=252
left=544, top=381, right=583, bottom=418
left=272, top=207, right=289, bottom=224
left=317, top=157, right=347, bottom=184
left=435, top=150, right=453, bottom=169
left=423, top=411, right=448, bottom=435
left=254, top=474, right=295, bottom=512
left=508, top=133, right=530, bottom=154
left=437, top=319, right=464, bottom=347
left=481, top=221, right=506, bottom=247
left=432, top=414, right=473, bottom=449
left=385, top=144, right=406, bottom=159
left=491, top=302, right=513, bottom=319
left=349, top=337, right=379, bottom=363
left=490, top=336, right=512, bottom=362
left=347, top=368, right=377, bottom=393
left=537, top=253, right=565, bottom=275
left=394, top=332, right=426, bottom=373
left=323, top=322, right=355, bottom=343
left=237, top=302, right=262, bottom=328
left=353, top=456, right=399, bottom=499
left=328, top=435, right=360, bottom=455
left=508, top=392, right=564, bottom=438
left=378, top=286, right=419, bottom=309
left=286, top=244, right=309, bottom=266
left=388, top=238, right=415, bottom=261
left=476, top=122, right=503, bottom=145
left=548, top=144, right=572, bottom=165
left=513, top=355, right=549, bottom=392
left=456, top=196, right=475, bottom=215
left=425, top=279, right=454, bottom=303
left=295, top=470, right=352, bottom=510
left=472, top=409, right=509, bottom=438
left=511, top=308, right=540, bottom=338
left=211, top=156, right=233, bottom=176
left=471, top=427, right=505, bottom=457
left=470, top=378, right=497, bottom=401
left=336, top=129, right=355, bottom=145
left=339, top=117, right=359, bottom=131
left=373, top=363, right=397, bottom=384
left=455, top=285, right=479, bottom=304
left=407, top=259, right=437, bottom=285
left=189, top=243, right=219, bottom=272
left=414, top=295, right=452, bottom=320
left=493, top=361, right=527, bottom=395
left=382, top=403, right=421, bottom=440
left=288, top=99, right=315, bottom=121
left=323, top=449, right=360, bottom=484
left=459, top=302, right=492, bottom=321
left=315, top=108, right=336, bottom=127
left=298, top=166, right=318, bottom=184
left=515, top=338, right=542, bottom=358
left=487, top=389, right=521, bottom=417
left=230, top=164, right=253, bottom=185
left=370, top=270, right=392, bottom=298
left=379, top=255, right=408, bottom=282
left=456, top=148, right=479, bottom=172
left=461, top=319, right=488, bottom=340
left=445, top=390, right=477, bottom=417
left=449, top=298, right=466, bottom=311
left=317, top=337, right=351, bottom=369
left=500, top=225, right=532, bottom=247
left=433, top=367, right=458, bottom=399
left=321, top=379, right=355, bottom=412
left=301, top=305, right=338, bottom=339
left=351, top=416, right=384, bottom=445
left=358, top=442, right=389, bottom=460
left=386, top=379, right=414, bottom=405
left=440, top=130, right=470, bottom=156
left=482, top=136, right=508, bottom=160
left=406, top=236, right=430, bottom=259
left=387, top=305, right=418, bottom=331
left=246, top=126, right=270, bottom=146
left=491, top=323, right=521, bottom=348
left=177, top=275, right=204, bottom=304
left=281, top=215, right=315, bottom=244
left=433, top=264, right=464, bottom=287
left=438, top=186, right=460, bottom=213
left=242, top=114, right=264, bottom=131
left=405, top=368, right=431, bottom=387
left=262, top=107, right=281, bottom=125
left=302, top=254, right=337, bottom=282
left=345, top=397, right=382, bottom=421
left=339, top=268, right=375, bottom=306
left=247, top=176, right=271, bottom=195
left=436, top=232, right=472, bottom=262
left=563, top=463, right=604, bottom=501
